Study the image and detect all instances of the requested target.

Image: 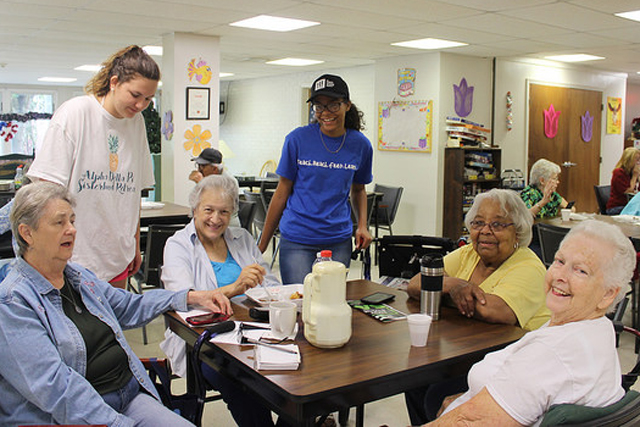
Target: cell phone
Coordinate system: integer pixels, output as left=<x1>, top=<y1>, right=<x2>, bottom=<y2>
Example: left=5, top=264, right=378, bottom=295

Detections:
left=566, top=201, right=575, bottom=209
left=361, top=292, right=395, bottom=305
left=186, top=312, right=230, bottom=326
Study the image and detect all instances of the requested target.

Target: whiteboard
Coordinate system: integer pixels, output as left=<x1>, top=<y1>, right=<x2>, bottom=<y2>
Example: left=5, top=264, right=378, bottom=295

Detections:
left=378, top=100, right=433, bottom=152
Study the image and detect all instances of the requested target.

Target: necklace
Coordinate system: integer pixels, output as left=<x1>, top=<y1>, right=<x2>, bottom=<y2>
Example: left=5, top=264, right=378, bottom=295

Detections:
left=319, top=128, right=347, bottom=154
left=60, top=276, right=82, bottom=314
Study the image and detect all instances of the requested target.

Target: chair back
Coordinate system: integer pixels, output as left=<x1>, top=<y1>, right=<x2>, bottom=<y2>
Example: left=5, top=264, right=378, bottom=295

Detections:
left=373, top=184, right=404, bottom=226
left=350, top=192, right=376, bottom=233
left=243, top=191, right=266, bottom=232
left=259, top=179, right=279, bottom=212
left=143, top=225, right=183, bottom=287
left=540, top=390, right=640, bottom=426
left=238, top=200, right=257, bottom=232
left=378, top=235, right=455, bottom=278
left=265, top=172, right=279, bottom=179
left=536, top=223, right=570, bottom=268
left=594, top=185, right=611, bottom=215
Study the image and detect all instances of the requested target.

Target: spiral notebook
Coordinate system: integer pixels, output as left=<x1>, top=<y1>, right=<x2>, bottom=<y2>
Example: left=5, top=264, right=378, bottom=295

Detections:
left=348, top=300, right=407, bottom=322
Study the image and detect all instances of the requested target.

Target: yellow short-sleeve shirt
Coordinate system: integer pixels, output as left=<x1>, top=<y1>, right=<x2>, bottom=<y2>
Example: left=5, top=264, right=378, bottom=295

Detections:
left=444, top=244, right=550, bottom=331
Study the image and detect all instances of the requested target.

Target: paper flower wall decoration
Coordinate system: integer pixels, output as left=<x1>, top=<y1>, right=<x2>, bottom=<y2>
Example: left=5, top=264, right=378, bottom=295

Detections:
left=454, top=77, right=474, bottom=117
left=506, top=91, right=513, bottom=131
left=544, top=104, right=561, bottom=138
left=187, top=58, right=212, bottom=85
left=0, top=121, right=19, bottom=142
left=184, top=124, right=212, bottom=156
left=162, top=110, right=174, bottom=141
left=581, top=111, right=593, bottom=142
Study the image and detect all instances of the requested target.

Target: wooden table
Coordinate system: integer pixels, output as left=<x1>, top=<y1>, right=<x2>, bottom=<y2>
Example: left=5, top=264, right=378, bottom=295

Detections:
left=140, top=201, right=191, bottom=227
left=537, top=214, right=640, bottom=240
left=166, top=280, right=525, bottom=426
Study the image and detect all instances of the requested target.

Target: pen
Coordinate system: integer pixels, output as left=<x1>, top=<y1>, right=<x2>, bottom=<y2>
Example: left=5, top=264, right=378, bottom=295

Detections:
left=242, top=337, right=299, bottom=354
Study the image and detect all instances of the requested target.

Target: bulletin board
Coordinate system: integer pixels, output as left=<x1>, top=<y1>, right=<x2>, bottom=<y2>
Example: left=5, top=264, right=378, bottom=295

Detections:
left=378, top=100, right=433, bottom=152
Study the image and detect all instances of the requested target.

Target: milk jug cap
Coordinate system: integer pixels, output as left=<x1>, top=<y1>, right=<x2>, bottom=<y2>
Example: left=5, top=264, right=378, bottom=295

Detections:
left=320, top=250, right=332, bottom=258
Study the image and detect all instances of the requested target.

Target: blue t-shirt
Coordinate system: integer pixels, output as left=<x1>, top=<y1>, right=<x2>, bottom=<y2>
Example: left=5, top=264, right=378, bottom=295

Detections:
left=276, top=123, right=373, bottom=245
left=210, top=251, right=242, bottom=288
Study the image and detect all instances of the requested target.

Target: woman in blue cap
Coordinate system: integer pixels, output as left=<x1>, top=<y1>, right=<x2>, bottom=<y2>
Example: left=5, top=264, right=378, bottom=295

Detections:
left=258, top=74, right=373, bottom=284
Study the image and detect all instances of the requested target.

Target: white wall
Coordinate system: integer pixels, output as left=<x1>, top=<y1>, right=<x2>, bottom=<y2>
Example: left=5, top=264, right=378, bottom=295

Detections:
left=493, top=58, right=627, bottom=185
left=219, top=66, right=376, bottom=178
left=373, top=52, right=493, bottom=236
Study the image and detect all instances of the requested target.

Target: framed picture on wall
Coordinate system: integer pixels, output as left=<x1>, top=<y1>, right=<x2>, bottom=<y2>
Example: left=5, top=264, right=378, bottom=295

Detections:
left=186, top=87, right=210, bottom=120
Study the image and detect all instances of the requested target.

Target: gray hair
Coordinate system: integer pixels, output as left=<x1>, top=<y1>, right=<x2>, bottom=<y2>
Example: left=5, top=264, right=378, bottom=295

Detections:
left=559, top=220, right=635, bottom=308
left=188, top=174, right=239, bottom=214
left=10, top=182, right=75, bottom=257
left=529, top=159, right=561, bottom=187
left=464, top=189, right=533, bottom=247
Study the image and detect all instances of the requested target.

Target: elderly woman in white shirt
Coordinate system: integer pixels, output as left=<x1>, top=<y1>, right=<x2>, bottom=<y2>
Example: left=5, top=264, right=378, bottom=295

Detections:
left=426, top=220, right=632, bottom=426
left=160, top=174, right=280, bottom=427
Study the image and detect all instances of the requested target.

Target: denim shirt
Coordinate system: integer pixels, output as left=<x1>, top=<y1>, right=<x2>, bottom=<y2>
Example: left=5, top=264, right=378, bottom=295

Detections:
left=0, top=258, right=189, bottom=427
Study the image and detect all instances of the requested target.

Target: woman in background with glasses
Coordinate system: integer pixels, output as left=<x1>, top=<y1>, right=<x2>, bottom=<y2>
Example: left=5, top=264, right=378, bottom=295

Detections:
left=258, top=74, right=373, bottom=284
left=405, top=189, right=549, bottom=425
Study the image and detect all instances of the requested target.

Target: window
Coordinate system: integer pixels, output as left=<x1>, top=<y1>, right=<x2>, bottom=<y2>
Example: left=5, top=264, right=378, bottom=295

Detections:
left=6, top=90, right=55, bottom=155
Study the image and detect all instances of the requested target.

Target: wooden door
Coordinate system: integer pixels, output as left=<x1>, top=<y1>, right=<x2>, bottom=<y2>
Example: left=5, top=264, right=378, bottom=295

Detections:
left=528, top=84, right=602, bottom=213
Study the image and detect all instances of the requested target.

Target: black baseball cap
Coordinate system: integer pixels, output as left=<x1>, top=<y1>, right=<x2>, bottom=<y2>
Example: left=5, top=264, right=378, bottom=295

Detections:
left=307, top=74, right=350, bottom=102
left=192, top=148, right=223, bottom=165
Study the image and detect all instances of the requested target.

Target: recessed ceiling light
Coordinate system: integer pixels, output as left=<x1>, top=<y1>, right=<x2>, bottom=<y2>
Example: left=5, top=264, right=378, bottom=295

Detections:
left=143, top=45, right=163, bottom=56
left=74, top=65, right=102, bottom=72
left=615, top=10, right=640, bottom=22
left=392, top=38, right=467, bottom=50
left=544, top=54, right=604, bottom=62
left=230, top=15, right=320, bottom=32
left=266, top=58, right=324, bottom=66
left=38, top=77, right=77, bottom=83
left=220, top=72, right=234, bottom=78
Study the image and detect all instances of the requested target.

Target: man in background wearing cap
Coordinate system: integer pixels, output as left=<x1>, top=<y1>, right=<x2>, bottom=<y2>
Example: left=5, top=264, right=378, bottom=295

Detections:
left=189, top=147, right=241, bottom=227
left=189, top=147, right=224, bottom=183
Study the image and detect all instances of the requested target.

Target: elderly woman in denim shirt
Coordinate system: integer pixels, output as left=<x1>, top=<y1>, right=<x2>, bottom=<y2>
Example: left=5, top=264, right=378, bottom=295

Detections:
left=0, top=182, right=232, bottom=427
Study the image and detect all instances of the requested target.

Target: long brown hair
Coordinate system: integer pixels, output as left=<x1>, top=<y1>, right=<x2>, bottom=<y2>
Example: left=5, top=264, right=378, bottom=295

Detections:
left=84, top=45, right=160, bottom=96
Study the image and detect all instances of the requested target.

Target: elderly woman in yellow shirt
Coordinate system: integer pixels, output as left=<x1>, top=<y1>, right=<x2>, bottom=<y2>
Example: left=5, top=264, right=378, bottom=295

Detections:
left=405, top=188, right=549, bottom=424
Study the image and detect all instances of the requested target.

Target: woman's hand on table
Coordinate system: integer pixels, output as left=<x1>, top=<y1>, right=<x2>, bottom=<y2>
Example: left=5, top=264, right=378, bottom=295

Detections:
left=187, top=289, right=233, bottom=315
left=230, top=263, right=266, bottom=295
left=446, top=278, right=486, bottom=318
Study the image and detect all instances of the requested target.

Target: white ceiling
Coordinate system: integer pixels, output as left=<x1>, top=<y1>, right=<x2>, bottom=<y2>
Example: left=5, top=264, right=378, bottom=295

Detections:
left=3, top=0, right=640, bottom=87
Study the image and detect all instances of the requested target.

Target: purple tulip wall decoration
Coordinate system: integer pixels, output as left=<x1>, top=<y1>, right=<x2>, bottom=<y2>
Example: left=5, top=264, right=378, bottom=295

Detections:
left=581, top=111, right=593, bottom=142
left=544, top=104, right=561, bottom=138
left=162, top=110, right=174, bottom=141
left=454, top=78, right=474, bottom=117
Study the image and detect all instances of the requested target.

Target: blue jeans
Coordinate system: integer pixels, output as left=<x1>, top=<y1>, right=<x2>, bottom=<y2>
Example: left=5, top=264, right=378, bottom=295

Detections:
left=607, top=205, right=624, bottom=215
left=278, top=237, right=352, bottom=284
left=102, top=375, right=195, bottom=427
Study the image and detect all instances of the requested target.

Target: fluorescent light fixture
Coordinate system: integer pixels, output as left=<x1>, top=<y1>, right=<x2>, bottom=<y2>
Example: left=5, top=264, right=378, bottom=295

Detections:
left=615, top=10, right=640, bottom=22
left=230, top=15, right=319, bottom=32
left=38, top=77, right=77, bottom=83
left=143, top=45, right=163, bottom=56
left=266, top=58, right=324, bottom=66
left=544, top=54, right=604, bottom=62
left=392, top=37, right=467, bottom=50
left=219, top=72, right=234, bottom=78
left=74, top=64, right=102, bottom=72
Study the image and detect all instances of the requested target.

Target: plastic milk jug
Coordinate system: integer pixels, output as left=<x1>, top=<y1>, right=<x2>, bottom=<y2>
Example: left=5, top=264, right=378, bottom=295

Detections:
left=302, top=260, right=352, bottom=348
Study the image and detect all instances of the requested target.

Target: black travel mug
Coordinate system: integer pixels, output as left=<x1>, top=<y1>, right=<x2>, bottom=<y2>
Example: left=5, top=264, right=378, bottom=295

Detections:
left=420, top=255, right=444, bottom=320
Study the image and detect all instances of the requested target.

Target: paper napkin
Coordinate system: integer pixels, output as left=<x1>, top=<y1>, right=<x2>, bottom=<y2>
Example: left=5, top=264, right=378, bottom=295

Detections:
left=254, top=343, right=301, bottom=371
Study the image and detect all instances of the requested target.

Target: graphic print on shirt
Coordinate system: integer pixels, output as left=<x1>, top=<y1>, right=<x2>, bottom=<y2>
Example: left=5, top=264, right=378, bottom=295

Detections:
left=108, top=133, right=119, bottom=172
left=76, top=131, right=136, bottom=195
left=297, top=159, right=357, bottom=171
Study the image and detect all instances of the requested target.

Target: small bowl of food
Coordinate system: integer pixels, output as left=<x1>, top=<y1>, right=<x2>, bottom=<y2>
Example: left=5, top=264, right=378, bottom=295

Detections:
left=246, top=284, right=304, bottom=310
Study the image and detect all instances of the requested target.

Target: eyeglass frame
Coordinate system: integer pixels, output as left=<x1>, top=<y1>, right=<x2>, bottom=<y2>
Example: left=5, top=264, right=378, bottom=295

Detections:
left=468, top=220, right=515, bottom=232
left=311, top=101, right=345, bottom=114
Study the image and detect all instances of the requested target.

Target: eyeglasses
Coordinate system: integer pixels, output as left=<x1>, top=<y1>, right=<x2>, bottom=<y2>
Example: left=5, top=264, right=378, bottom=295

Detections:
left=312, top=101, right=344, bottom=114
left=469, top=220, right=515, bottom=232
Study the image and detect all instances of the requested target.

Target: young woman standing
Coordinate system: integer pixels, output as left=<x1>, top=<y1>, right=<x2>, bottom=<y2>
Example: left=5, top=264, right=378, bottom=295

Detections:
left=259, top=74, right=373, bottom=284
left=27, top=45, right=159, bottom=288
